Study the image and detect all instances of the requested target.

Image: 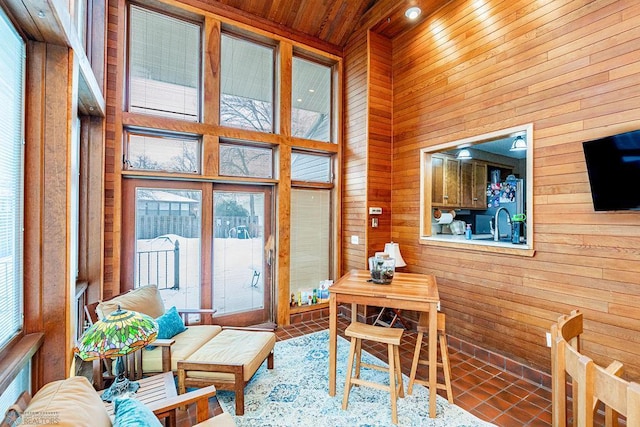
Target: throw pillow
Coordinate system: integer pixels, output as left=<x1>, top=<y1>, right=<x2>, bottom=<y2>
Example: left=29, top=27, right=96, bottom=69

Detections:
left=157, top=306, right=187, bottom=339
left=113, top=397, right=162, bottom=427
left=146, top=306, right=186, bottom=350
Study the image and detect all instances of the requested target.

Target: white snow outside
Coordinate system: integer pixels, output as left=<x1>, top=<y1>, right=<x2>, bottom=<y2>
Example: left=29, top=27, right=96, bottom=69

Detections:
left=135, top=234, right=265, bottom=317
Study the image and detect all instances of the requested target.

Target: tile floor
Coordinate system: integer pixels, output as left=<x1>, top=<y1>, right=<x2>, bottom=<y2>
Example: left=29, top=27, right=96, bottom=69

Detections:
left=275, top=316, right=553, bottom=427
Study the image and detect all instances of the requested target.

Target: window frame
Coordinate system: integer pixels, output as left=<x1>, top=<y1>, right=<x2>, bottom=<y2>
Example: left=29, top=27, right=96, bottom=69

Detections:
left=291, top=53, right=335, bottom=143
left=125, top=2, right=204, bottom=122
left=124, top=127, right=202, bottom=174
left=218, top=139, right=275, bottom=179
left=219, top=30, right=277, bottom=134
left=419, top=124, right=535, bottom=257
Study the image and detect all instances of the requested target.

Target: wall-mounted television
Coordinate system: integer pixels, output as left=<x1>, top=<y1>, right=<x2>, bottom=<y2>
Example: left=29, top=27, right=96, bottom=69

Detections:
left=582, top=129, right=640, bottom=211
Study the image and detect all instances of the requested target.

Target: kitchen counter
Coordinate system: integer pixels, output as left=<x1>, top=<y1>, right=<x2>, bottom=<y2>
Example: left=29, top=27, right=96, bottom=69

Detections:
left=427, top=233, right=529, bottom=249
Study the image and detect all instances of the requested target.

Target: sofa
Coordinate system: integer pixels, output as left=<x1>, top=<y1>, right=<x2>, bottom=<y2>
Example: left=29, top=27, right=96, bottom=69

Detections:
left=88, top=285, right=276, bottom=415
left=2, top=376, right=235, bottom=427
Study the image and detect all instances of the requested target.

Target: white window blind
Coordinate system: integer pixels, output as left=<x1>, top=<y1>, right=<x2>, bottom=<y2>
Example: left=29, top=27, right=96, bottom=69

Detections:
left=0, top=9, right=25, bottom=349
left=290, top=189, right=330, bottom=295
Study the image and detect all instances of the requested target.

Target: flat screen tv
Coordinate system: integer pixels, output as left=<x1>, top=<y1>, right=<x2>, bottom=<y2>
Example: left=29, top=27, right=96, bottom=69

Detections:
left=583, top=129, right=640, bottom=211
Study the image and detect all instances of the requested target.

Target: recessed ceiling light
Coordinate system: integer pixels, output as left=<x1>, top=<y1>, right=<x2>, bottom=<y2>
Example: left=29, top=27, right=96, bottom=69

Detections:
left=297, top=98, right=303, bottom=102
left=308, top=89, right=315, bottom=93
left=405, top=7, right=421, bottom=20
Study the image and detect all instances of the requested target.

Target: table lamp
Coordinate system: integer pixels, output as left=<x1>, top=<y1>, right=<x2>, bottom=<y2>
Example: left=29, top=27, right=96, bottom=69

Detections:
left=74, top=306, right=158, bottom=402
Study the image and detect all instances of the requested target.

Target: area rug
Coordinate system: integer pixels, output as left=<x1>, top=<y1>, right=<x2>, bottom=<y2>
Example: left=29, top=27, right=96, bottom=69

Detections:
left=216, top=330, right=496, bottom=426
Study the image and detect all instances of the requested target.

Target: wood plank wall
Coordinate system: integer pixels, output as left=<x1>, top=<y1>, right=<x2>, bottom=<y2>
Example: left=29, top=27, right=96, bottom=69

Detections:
left=367, top=31, right=393, bottom=258
left=342, top=31, right=368, bottom=272
left=381, top=0, right=640, bottom=378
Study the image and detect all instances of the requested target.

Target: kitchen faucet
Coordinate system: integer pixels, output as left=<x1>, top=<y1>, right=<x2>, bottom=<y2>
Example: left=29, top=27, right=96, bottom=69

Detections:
left=493, top=207, right=511, bottom=242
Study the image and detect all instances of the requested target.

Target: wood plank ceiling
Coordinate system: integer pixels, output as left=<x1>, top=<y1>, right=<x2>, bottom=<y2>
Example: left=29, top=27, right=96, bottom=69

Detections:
left=204, top=0, right=451, bottom=50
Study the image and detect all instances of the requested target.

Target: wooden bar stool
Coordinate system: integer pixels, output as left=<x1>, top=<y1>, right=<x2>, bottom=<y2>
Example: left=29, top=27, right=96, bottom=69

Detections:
left=342, top=322, right=405, bottom=424
left=407, top=312, right=453, bottom=403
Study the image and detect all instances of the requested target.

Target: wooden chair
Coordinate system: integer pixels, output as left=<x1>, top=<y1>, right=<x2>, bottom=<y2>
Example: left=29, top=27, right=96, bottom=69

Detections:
left=578, top=356, right=640, bottom=427
left=1, top=384, right=235, bottom=427
left=551, top=310, right=627, bottom=427
left=342, top=322, right=404, bottom=425
left=407, top=311, right=453, bottom=403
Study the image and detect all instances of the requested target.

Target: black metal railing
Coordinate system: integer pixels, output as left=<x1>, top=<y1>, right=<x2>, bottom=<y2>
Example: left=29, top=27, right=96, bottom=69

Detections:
left=135, top=240, right=180, bottom=290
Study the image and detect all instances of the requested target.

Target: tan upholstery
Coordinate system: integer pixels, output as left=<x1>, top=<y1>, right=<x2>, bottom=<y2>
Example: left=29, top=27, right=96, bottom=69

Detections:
left=143, top=325, right=222, bottom=372
left=178, top=329, right=276, bottom=416
left=182, top=329, right=276, bottom=382
left=19, top=376, right=111, bottom=427
left=96, top=285, right=165, bottom=319
left=193, top=412, right=237, bottom=427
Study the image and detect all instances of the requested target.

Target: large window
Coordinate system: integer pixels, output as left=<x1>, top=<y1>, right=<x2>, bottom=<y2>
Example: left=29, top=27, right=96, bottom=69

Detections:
left=220, top=34, right=274, bottom=132
left=0, top=8, right=25, bottom=349
left=290, top=189, right=331, bottom=298
left=292, top=57, right=331, bottom=142
left=128, top=5, right=201, bottom=121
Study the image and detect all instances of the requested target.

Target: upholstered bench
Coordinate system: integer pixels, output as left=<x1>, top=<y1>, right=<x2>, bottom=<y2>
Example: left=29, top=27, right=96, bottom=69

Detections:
left=177, top=328, right=276, bottom=416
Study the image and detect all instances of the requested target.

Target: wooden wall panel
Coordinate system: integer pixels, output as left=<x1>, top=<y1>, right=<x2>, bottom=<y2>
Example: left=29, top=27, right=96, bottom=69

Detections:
left=23, top=42, right=75, bottom=385
left=342, top=31, right=368, bottom=273
left=385, top=0, right=640, bottom=379
left=366, top=31, right=393, bottom=256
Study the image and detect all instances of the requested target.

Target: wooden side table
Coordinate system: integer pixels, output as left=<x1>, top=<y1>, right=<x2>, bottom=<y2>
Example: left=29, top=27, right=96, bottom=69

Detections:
left=101, top=372, right=177, bottom=423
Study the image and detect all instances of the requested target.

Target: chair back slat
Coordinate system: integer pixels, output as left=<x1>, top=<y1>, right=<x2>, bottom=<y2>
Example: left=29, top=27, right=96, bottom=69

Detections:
left=552, top=309, right=639, bottom=427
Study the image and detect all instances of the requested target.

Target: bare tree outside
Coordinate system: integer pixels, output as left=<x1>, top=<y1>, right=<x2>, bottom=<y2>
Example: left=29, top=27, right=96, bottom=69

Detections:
left=220, top=94, right=273, bottom=133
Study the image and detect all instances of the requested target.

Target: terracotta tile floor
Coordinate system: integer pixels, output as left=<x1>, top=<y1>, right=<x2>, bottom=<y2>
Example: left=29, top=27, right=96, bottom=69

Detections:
left=276, top=316, right=553, bottom=427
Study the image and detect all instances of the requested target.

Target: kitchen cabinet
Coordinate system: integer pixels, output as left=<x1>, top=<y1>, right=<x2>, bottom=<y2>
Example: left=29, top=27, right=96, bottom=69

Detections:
left=431, top=154, right=460, bottom=207
left=460, top=161, right=488, bottom=209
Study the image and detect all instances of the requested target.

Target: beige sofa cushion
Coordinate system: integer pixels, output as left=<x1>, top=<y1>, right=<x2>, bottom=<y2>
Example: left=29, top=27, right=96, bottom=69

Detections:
left=183, top=329, right=276, bottom=382
left=194, top=412, right=236, bottom=427
left=143, top=325, right=223, bottom=372
left=20, top=376, right=111, bottom=427
left=96, top=285, right=165, bottom=319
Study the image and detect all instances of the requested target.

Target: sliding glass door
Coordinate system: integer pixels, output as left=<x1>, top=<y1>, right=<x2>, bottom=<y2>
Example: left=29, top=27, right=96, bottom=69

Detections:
left=212, top=185, right=272, bottom=326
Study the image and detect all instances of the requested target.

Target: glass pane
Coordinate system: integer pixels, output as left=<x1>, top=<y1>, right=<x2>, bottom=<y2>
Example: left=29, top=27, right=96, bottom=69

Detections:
left=0, top=9, right=24, bottom=349
left=292, top=57, right=331, bottom=142
left=127, top=132, right=201, bottom=173
left=220, top=35, right=274, bottom=132
left=219, top=144, right=273, bottom=178
left=135, top=188, right=201, bottom=309
left=0, top=364, right=29, bottom=420
left=290, top=189, right=330, bottom=297
left=291, top=152, right=331, bottom=182
left=213, top=192, right=265, bottom=315
left=128, top=5, right=200, bottom=121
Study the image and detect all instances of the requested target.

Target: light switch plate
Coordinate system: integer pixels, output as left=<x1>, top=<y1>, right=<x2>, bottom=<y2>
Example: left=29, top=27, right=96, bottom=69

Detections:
left=351, top=235, right=359, bottom=245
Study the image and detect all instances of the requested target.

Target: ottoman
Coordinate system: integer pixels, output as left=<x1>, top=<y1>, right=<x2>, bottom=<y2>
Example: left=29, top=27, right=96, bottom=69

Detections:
left=177, top=329, right=276, bottom=415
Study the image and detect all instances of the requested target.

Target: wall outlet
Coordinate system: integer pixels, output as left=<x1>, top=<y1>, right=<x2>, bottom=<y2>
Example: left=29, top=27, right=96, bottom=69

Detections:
left=350, top=235, right=359, bottom=245
left=545, top=332, right=552, bottom=347
left=437, top=301, right=441, bottom=311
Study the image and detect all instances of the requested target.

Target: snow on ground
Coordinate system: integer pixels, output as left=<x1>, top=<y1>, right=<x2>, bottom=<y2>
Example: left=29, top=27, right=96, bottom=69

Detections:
left=136, top=235, right=265, bottom=315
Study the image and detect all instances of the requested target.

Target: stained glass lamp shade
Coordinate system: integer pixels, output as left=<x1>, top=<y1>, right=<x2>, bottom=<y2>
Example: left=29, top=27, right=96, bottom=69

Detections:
left=74, top=306, right=158, bottom=401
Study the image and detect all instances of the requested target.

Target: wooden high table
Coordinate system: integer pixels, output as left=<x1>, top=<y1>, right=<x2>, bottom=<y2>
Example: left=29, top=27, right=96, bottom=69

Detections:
left=329, top=269, right=440, bottom=418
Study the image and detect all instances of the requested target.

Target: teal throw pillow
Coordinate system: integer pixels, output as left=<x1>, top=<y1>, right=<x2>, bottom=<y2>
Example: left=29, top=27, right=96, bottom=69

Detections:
left=157, top=306, right=187, bottom=339
left=146, top=306, right=186, bottom=350
left=113, top=397, right=163, bottom=427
